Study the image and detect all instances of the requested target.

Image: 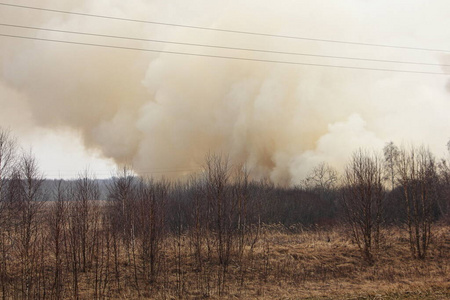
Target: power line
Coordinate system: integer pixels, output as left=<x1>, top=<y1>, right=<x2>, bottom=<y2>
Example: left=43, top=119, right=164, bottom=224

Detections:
left=0, top=2, right=449, bottom=53
left=1, top=23, right=446, bottom=68
left=0, top=33, right=448, bottom=76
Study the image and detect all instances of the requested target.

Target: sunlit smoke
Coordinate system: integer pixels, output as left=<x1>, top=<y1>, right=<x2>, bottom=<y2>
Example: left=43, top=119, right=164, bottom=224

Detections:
left=1, top=0, right=450, bottom=185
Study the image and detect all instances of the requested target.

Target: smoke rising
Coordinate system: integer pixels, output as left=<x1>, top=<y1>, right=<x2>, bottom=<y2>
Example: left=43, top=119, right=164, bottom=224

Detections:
left=1, top=0, right=450, bottom=184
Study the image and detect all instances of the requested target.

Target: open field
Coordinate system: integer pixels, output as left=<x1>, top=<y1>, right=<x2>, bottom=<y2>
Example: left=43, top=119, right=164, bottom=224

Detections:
left=0, top=193, right=448, bottom=299
left=160, top=225, right=450, bottom=299
left=32, top=223, right=447, bottom=299
left=221, top=225, right=450, bottom=299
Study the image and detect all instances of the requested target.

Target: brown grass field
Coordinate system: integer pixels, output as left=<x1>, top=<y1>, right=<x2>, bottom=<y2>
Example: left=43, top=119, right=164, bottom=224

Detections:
left=1, top=201, right=448, bottom=299
left=64, top=224, right=449, bottom=299
left=232, top=225, right=450, bottom=300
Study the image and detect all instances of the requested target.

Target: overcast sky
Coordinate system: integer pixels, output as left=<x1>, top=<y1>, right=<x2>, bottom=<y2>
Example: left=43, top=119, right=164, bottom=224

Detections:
left=1, top=0, right=450, bottom=184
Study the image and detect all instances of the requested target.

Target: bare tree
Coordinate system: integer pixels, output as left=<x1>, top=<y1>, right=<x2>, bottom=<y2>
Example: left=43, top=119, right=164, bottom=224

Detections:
left=47, top=180, right=67, bottom=299
left=74, top=170, right=100, bottom=272
left=341, top=150, right=384, bottom=264
left=0, top=129, right=17, bottom=199
left=437, top=159, right=450, bottom=223
left=136, top=178, right=168, bottom=286
left=107, top=167, right=136, bottom=244
left=0, top=128, right=18, bottom=299
left=383, top=141, right=399, bottom=191
left=302, top=162, right=339, bottom=225
left=437, top=140, right=450, bottom=223
left=204, top=153, right=233, bottom=294
left=302, top=162, right=338, bottom=192
left=13, top=151, right=45, bottom=299
left=106, top=166, right=137, bottom=293
left=396, top=146, right=437, bottom=259
left=187, top=176, right=206, bottom=274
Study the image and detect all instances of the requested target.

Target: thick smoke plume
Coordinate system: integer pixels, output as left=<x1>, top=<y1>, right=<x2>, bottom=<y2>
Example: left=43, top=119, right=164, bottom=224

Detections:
left=1, top=0, right=450, bottom=184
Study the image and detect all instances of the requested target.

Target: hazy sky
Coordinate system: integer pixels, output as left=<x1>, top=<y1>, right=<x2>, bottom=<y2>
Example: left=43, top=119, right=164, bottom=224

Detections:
left=1, top=0, right=450, bottom=184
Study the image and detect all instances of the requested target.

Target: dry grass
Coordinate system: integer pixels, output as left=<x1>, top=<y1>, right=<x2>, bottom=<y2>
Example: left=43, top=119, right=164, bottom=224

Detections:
left=88, top=224, right=449, bottom=299
left=6, top=221, right=447, bottom=299
left=227, top=226, right=448, bottom=299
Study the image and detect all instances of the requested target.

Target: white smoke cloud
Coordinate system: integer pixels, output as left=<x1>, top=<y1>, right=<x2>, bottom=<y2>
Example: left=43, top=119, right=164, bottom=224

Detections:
left=1, top=0, right=450, bottom=184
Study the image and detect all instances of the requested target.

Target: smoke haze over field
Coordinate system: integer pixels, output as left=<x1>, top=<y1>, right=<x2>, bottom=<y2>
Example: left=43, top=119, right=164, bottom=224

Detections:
left=1, top=0, right=450, bottom=184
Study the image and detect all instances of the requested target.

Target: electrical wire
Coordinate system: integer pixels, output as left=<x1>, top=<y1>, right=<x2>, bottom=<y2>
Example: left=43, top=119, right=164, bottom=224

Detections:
left=1, top=23, right=446, bottom=67
left=0, top=33, right=448, bottom=76
left=0, top=2, right=449, bottom=53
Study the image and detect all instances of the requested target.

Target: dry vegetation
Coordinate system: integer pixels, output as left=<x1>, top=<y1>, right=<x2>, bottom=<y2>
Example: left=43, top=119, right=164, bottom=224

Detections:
left=3, top=211, right=449, bottom=300
left=1, top=129, right=450, bottom=299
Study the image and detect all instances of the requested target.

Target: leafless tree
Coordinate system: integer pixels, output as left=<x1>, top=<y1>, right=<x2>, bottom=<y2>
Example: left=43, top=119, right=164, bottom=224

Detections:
left=106, top=166, right=137, bottom=293
left=302, top=162, right=339, bottom=226
left=47, top=180, right=67, bottom=299
left=0, top=128, right=17, bottom=199
left=74, top=170, right=100, bottom=272
left=187, top=176, right=206, bottom=273
left=12, top=151, right=45, bottom=298
left=136, top=178, right=168, bottom=286
left=436, top=140, right=450, bottom=223
left=341, top=150, right=384, bottom=264
left=205, top=153, right=233, bottom=294
left=383, top=141, right=399, bottom=191
left=437, top=159, right=450, bottom=223
left=64, top=170, right=101, bottom=299
left=89, top=194, right=108, bottom=300
left=302, top=162, right=338, bottom=192
left=0, top=128, right=18, bottom=299
left=107, top=167, right=136, bottom=244
left=396, top=146, right=437, bottom=259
